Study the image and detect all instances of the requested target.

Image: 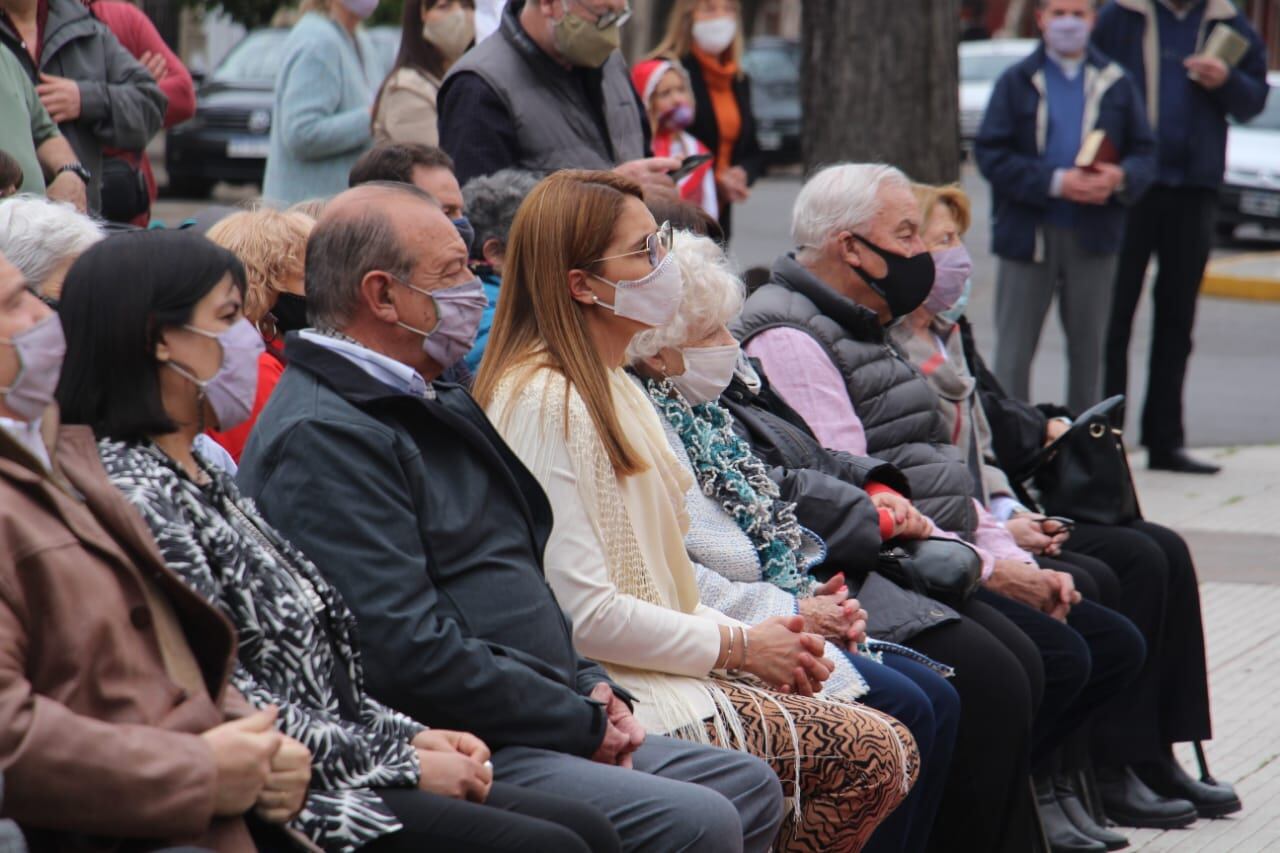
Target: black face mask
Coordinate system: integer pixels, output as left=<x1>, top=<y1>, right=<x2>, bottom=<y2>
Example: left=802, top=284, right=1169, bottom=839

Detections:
left=271, top=293, right=309, bottom=334
left=849, top=234, right=936, bottom=322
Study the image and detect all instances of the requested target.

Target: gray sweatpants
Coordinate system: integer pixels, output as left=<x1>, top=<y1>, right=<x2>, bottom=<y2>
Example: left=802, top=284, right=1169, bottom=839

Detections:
left=993, top=224, right=1120, bottom=414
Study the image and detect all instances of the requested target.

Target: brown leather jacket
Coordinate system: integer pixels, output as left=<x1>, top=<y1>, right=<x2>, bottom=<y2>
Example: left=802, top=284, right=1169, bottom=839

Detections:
left=0, top=412, right=254, bottom=852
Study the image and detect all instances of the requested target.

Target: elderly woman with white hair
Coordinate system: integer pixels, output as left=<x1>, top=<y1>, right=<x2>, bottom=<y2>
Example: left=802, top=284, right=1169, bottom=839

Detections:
left=627, top=231, right=959, bottom=853
left=0, top=195, right=103, bottom=302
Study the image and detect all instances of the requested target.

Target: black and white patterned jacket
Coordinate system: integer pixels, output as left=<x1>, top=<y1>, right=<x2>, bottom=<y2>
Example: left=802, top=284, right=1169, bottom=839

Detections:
left=98, top=438, right=424, bottom=852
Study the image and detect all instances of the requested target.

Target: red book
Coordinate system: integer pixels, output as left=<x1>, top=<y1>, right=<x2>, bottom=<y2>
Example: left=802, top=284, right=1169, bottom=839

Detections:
left=1075, top=130, right=1119, bottom=171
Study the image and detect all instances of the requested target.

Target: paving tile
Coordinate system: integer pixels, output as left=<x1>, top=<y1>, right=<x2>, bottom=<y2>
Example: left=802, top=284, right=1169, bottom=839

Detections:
left=1127, top=582, right=1280, bottom=851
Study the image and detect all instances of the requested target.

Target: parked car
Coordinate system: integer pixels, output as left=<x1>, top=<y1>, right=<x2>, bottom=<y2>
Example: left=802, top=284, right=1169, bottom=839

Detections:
left=165, top=28, right=286, bottom=198
left=958, top=38, right=1037, bottom=147
left=1217, top=71, right=1280, bottom=240
left=165, top=26, right=399, bottom=198
left=742, top=36, right=801, bottom=166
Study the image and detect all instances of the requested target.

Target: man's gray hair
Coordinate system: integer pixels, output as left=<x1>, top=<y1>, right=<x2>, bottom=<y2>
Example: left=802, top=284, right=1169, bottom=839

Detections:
left=791, top=163, right=911, bottom=249
left=0, top=195, right=103, bottom=293
left=462, top=169, right=542, bottom=258
left=305, top=182, right=438, bottom=330
left=628, top=231, right=745, bottom=363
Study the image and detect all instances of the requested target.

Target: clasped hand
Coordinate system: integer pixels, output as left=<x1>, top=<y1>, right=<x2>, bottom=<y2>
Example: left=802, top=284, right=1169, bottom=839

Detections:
left=589, top=681, right=646, bottom=770
left=412, top=728, right=495, bottom=802
left=798, top=572, right=869, bottom=651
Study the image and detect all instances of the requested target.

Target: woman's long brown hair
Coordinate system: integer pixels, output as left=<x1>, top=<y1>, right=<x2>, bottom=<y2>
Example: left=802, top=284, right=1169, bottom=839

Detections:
left=472, top=170, right=648, bottom=476
left=646, top=0, right=745, bottom=72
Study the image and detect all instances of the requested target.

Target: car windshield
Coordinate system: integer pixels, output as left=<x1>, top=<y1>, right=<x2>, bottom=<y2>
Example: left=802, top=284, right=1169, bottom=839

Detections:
left=213, top=30, right=289, bottom=84
left=1232, top=86, right=1280, bottom=131
left=743, top=44, right=799, bottom=83
left=960, top=50, right=1029, bottom=83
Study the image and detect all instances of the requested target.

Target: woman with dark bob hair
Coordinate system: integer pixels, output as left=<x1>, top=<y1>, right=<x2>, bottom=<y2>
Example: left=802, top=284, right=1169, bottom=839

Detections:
left=55, top=230, right=620, bottom=853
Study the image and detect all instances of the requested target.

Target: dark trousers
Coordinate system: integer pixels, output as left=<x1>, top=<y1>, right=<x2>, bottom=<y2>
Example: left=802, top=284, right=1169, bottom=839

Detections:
left=1105, top=186, right=1217, bottom=451
left=975, top=580, right=1145, bottom=770
left=907, top=597, right=1040, bottom=853
left=854, top=652, right=960, bottom=853
left=361, top=782, right=621, bottom=853
left=1067, top=520, right=1213, bottom=764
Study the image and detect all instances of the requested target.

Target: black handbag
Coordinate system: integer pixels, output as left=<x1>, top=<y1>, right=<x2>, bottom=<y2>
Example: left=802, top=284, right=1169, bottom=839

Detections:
left=99, top=155, right=150, bottom=223
left=876, top=537, right=983, bottom=606
left=1028, top=395, right=1142, bottom=526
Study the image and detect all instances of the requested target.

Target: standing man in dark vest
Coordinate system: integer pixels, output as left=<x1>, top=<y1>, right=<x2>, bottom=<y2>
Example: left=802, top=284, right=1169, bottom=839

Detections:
left=439, top=0, right=679, bottom=192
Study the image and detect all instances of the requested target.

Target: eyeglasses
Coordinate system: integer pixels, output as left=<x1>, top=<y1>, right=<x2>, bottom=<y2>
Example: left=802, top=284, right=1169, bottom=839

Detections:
left=567, top=0, right=631, bottom=29
left=590, top=221, right=673, bottom=268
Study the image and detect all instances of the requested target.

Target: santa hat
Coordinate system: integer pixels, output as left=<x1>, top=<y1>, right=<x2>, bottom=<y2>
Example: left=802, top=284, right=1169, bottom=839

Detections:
left=630, top=57, right=687, bottom=107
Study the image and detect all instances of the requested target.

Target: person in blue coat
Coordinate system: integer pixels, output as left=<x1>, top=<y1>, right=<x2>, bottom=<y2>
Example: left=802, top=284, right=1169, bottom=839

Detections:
left=262, top=0, right=379, bottom=206
left=459, top=167, right=541, bottom=373
left=975, top=0, right=1155, bottom=417
left=1093, top=0, right=1269, bottom=475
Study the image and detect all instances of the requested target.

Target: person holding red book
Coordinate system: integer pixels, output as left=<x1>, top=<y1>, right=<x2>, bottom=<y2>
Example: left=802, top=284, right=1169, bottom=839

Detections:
left=974, top=0, right=1155, bottom=416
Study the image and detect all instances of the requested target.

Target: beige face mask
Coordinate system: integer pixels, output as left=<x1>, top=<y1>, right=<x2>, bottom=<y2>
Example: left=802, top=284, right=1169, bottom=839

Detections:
left=552, top=3, right=621, bottom=68
left=422, top=5, right=475, bottom=64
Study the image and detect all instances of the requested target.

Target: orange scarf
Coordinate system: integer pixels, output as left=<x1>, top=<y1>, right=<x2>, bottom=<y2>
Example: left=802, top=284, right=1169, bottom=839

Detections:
left=692, top=46, right=741, bottom=175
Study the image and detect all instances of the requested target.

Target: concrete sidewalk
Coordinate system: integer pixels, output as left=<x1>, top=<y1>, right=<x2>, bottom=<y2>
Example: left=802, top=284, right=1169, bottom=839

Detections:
left=1129, top=445, right=1280, bottom=586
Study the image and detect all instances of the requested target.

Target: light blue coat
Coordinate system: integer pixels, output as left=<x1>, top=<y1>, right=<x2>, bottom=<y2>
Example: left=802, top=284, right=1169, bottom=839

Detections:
left=263, top=13, right=375, bottom=205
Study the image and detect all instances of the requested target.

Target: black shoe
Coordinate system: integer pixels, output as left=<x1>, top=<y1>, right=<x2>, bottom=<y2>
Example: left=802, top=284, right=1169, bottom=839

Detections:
left=1037, top=774, right=1107, bottom=852
left=1147, top=448, right=1221, bottom=474
left=1096, top=766, right=1198, bottom=829
left=1134, top=754, right=1242, bottom=819
left=1054, top=773, right=1130, bottom=851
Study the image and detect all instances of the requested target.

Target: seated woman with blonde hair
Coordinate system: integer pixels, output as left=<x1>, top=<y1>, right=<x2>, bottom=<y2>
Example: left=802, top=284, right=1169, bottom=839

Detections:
left=474, top=169, right=918, bottom=853
left=204, top=206, right=313, bottom=460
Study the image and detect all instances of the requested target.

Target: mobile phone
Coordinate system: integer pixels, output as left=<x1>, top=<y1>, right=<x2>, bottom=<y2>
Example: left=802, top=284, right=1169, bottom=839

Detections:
left=668, top=153, right=713, bottom=182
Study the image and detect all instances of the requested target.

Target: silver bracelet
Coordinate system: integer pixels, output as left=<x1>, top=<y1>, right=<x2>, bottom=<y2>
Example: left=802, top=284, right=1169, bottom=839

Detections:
left=739, top=627, right=750, bottom=672
left=722, top=626, right=736, bottom=672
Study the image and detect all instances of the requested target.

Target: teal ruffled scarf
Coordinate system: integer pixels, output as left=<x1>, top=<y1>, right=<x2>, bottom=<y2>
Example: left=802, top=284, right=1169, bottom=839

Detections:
left=647, top=379, right=816, bottom=598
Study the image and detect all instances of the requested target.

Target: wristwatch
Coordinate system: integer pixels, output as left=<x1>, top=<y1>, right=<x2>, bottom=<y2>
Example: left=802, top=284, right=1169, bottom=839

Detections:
left=55, top=162, right=91, bottom=184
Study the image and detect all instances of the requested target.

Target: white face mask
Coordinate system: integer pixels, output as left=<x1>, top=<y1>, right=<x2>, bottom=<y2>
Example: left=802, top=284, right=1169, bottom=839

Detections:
left=692, top=16, right=737, bottom=55
left=591, top=251, right=684, bottom=328
left=671, top=341, right=740, bottom=404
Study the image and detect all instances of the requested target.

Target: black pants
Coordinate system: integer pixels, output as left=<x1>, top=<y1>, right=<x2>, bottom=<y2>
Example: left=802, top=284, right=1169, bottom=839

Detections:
left=1066, top=520, right=1213, bottom=764
left=975, top=578, right=1145, bottom=770
left=1105, top=185, right=1217, bottom=452
left=360, top=782, right=621, bottom=853
left=907, top=597, right=1039, bottom=853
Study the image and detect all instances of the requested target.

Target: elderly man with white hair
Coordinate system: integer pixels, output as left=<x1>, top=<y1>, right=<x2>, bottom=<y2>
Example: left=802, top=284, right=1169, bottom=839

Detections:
left=732, top=163, right=1148, bottom=853
left=0, top=195, right=102, bottom=302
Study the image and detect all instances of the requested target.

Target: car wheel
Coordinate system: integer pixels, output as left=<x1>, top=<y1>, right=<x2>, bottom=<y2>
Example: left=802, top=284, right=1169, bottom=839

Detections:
left=166, top=174, right=216, bottom=199
left=1214, top=220, right=1238, bottom=244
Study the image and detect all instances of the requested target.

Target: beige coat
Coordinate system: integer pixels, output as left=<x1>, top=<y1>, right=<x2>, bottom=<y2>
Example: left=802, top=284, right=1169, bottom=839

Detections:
left=0, top=414, right=254, bottom=852
left=372, top=67, right=442, bottom=146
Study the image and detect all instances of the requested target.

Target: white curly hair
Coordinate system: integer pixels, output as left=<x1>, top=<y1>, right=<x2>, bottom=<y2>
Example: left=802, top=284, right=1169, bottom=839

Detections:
left=628, top=231, right=745, bottom=363
left=0, top=195, right=104, bottom=296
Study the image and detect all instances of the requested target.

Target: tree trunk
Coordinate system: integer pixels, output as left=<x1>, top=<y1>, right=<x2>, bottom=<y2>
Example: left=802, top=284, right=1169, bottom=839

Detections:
left=800, top=0, right=961, bottom=185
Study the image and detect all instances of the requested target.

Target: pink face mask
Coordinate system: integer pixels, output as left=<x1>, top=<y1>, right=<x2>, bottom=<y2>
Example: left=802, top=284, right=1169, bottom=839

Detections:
left=658, top=103, right=695, bottom=130
left=167, top=318, right=265, bottom=432
left=0, top=313, right=66, bottom=421
left=924, top=244, right=973, bottom=316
